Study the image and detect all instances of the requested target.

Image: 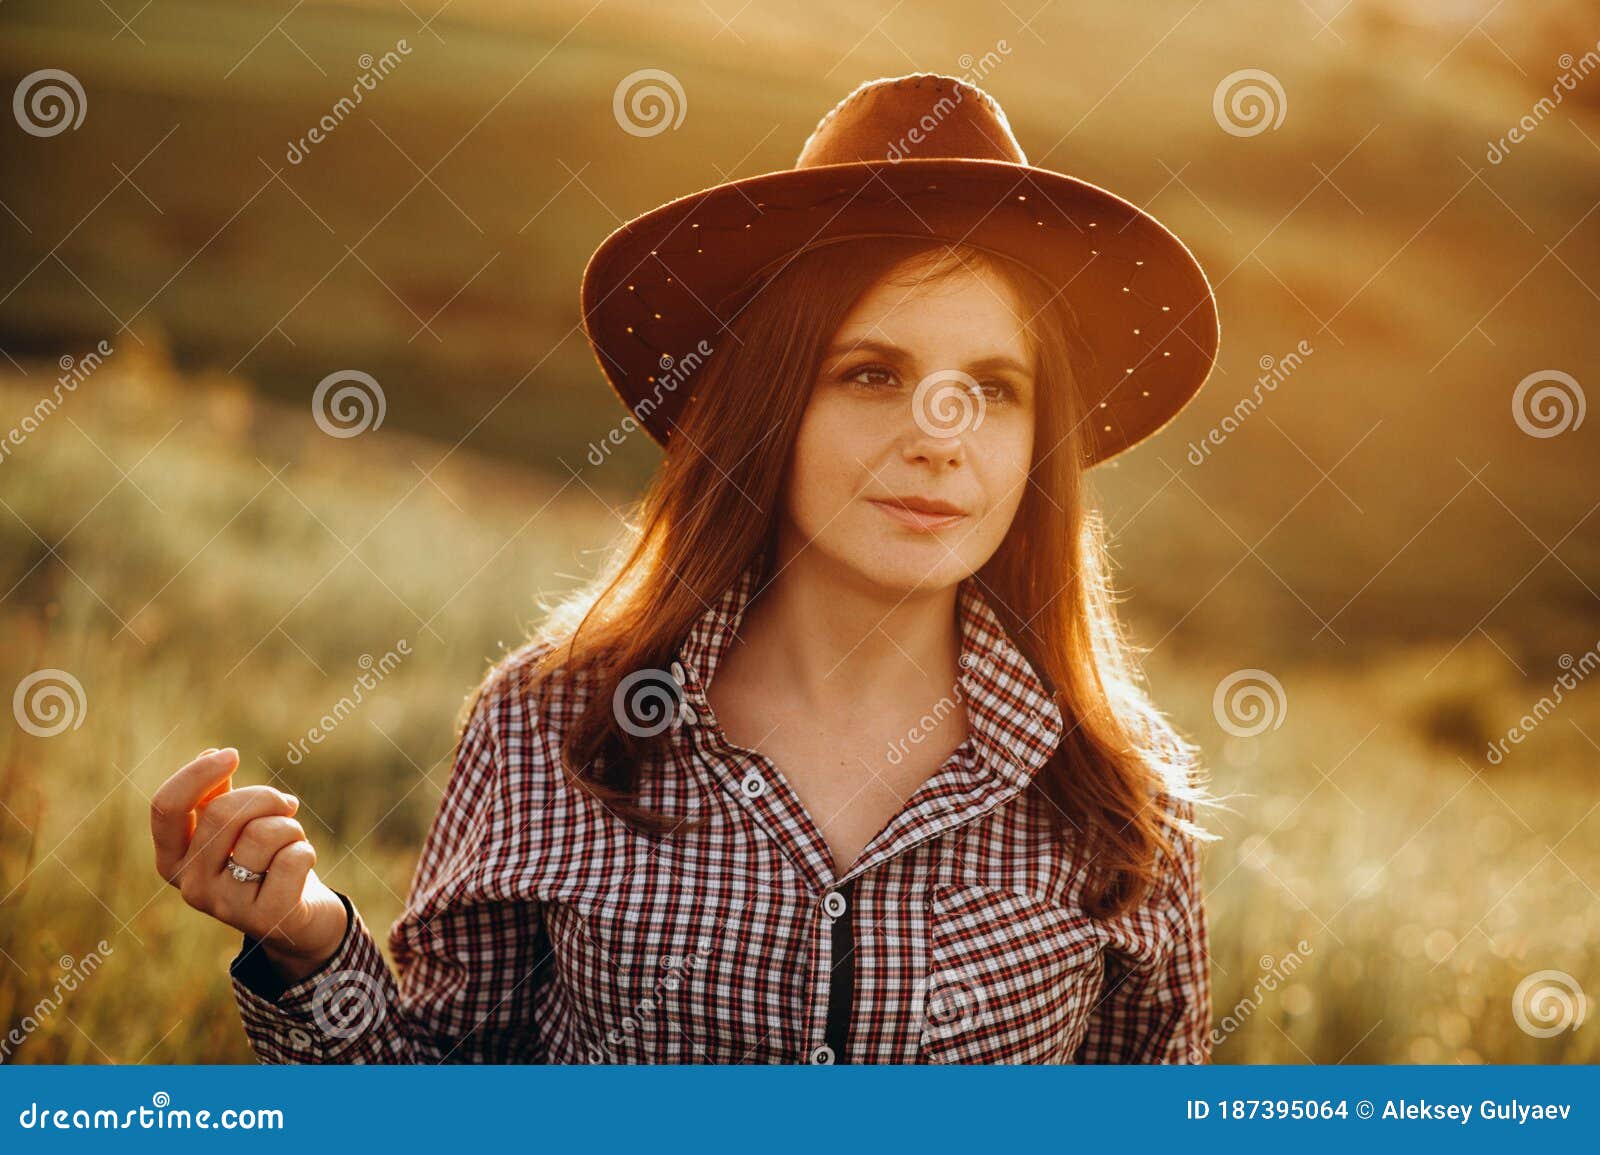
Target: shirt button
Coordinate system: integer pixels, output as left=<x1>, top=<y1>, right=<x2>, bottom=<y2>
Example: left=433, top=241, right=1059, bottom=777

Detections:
left=809, top=1044, right=835, bottom=1065
left=822, top=890, right=847, bottom=920
left=670, top=660, right=687, bottom=684
left=739, top=770, right=766, bottom=798
left=679, top=702, right=699, bottom=727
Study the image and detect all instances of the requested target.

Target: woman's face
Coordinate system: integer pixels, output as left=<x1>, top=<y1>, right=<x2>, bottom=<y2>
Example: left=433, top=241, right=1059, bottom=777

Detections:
left=782, top=256, right=1038, bottom=596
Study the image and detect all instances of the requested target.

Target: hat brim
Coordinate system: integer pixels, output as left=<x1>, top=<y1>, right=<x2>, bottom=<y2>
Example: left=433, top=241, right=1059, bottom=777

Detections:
left=579, top=157, right=1219, bottom=467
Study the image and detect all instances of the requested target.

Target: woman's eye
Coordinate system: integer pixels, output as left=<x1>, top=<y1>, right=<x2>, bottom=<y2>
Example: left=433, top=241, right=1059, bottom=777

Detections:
left=845, top=365, right=898, bottom=390
left=840, top=366, right=1019, bottom=404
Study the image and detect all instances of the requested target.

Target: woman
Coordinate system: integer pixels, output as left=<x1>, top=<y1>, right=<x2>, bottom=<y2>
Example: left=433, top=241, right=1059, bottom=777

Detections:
left=151, top=73, right=1222, bottom=1064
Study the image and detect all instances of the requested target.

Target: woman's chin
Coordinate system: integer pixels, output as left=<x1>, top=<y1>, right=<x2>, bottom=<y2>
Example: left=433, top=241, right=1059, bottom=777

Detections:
left=841, top=547, right=979, bottom=599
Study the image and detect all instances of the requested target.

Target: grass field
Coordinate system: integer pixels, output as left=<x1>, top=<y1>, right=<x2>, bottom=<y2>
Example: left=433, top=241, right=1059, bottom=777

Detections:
left=2, top=355, right=1596, bottom=1063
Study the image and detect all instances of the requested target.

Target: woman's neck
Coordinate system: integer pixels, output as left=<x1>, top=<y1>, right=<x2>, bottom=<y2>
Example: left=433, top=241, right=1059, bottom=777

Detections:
left=734, top=546, right=963, bottom=716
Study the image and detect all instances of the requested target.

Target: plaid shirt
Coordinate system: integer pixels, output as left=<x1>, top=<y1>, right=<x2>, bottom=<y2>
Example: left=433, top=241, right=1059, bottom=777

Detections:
left=231, top=560, right=1211, bottom=1063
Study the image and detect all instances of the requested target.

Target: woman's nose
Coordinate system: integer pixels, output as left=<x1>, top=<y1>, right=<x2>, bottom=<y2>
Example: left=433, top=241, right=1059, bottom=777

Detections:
left=900, top=426, right=966, bottom=468
left=903, top=373, right=982, bottom=466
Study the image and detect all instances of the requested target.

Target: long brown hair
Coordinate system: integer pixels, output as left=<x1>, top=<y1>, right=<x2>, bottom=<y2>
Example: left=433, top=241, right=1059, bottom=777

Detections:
left=464, top=236, right=1214, bottom=918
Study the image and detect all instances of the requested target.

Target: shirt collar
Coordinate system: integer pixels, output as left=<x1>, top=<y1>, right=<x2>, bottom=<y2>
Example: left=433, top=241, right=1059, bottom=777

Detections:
left=674, top=557, right=1065, bottom=790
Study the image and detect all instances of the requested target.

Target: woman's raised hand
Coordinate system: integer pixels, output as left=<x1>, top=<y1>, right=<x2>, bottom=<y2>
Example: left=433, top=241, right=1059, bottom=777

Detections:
left=151, top=747, right=349, bottom=984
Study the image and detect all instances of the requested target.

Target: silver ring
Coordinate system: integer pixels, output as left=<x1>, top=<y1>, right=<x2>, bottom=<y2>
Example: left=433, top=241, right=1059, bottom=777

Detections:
left=226, top=854, right=267, bottom=884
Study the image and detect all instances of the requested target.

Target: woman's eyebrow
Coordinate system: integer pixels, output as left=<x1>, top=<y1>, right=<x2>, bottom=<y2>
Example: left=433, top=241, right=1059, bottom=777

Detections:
left=965, top=354, right=1033, bottom=376
left=823, top=337, right=1032, bottom=375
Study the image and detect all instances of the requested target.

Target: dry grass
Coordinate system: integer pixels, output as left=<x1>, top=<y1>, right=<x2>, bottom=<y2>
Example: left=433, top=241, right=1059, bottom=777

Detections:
left=2, top=354, right=1595, bottom=1062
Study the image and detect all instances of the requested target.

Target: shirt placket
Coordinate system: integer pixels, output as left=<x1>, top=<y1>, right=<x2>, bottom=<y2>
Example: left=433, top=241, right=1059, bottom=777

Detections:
left=671, top=658, right=841, bottom=1062
left=677, top=660, right=1034, bottom=1064
left=666, top=567, right=1065, bottom=1065
left=809, top=876, right=856, bottom=1064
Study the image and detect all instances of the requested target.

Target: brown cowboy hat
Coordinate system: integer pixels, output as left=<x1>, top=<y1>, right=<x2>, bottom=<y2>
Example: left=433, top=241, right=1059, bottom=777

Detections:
left=579, top=72, right=1219, bottom=467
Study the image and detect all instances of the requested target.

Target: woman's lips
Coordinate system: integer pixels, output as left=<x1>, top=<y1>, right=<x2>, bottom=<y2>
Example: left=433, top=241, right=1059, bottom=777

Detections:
left=868, top=499, right=969, bottom=532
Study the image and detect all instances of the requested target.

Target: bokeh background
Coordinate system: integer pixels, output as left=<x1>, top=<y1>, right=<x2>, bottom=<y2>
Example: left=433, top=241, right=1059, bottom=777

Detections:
left=1, top=0, right=1597, bottom=1063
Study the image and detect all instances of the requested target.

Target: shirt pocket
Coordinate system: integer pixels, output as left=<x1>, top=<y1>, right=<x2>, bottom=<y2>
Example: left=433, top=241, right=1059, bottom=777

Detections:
left=919, top=883, right=1103, bottom=1064
left=556, top=887, right=724, bottom=1063
left=554, top=863, right=793, bottom=1063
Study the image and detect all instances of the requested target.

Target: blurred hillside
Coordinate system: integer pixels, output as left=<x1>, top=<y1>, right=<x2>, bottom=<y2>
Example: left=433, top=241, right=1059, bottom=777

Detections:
left=1, top=0, right=1596, bottom=663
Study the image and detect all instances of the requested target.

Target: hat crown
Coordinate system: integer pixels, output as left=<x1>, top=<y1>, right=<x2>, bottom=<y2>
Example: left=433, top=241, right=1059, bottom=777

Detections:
left=581, top=72, right=1220, bottom=467
left=795, top=73, right=1028, bottom=168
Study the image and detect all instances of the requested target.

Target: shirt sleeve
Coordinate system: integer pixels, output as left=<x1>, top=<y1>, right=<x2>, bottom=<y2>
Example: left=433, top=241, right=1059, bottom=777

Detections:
left=228, top=681, right=548, bottom=1063
left=1073, top=806, right=1212, bottom=1064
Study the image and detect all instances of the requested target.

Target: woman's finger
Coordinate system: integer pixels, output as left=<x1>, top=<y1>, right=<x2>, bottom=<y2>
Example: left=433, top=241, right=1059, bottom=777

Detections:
left=195, top=749, right=231, bottom=808
left=229, top=814, right=307, bottom=877
left=254, top=839, right=317, bottom=918
left=188, top=785, right=298, bottom=878
left=150, top=748, right=238, bottom=883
